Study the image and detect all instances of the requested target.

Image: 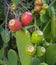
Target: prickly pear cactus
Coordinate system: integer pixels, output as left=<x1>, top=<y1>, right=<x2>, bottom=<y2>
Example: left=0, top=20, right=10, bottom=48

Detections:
left=0, top=0, right=56, bottom=65
left=0, top=48, right=4, bottom=59
left=51, top=7, right=56, bottom=41
left=16, top=30, right=32, bottom=65
left=8, top=49, right=18, bottom=65
left=45, top=44, right=56, bottom=65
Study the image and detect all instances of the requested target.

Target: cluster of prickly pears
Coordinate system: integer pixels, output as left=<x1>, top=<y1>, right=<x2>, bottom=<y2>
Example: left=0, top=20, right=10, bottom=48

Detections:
left=8, top=1, right=49, bottom=65
left=24, top=27, right=48, bottom=65
left=34, top=0, right=48, bottom=15
left=8, top=0, right=47, bottom=58
left=8, top=14, right=47, bottom=60
left=25, top=30, right=46, bottom=57
left=8, top=11, right=33, bottom=31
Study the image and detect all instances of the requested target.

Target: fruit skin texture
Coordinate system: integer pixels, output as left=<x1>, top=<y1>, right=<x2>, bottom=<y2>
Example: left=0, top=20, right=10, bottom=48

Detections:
left=8, top=19, right=22, bottom=31
left=31, top=30, right=43, bottom=44
left=36, top=46, right=46, bottom=57
left=34, top=5, right=42, bottom=12
left=39, top=62, right=48, bottom=65
left=21, top=12, right=33, bottom=27
left=25, top=44, right=36, bottom=56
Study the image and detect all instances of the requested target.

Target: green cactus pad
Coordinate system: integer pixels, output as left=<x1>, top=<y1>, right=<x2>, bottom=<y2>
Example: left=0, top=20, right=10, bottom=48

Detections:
left=8, top=49, right=17, bottom=65
left=16, top=30, right=32, bottom=65
left=45, top=44, right=56, bottom=65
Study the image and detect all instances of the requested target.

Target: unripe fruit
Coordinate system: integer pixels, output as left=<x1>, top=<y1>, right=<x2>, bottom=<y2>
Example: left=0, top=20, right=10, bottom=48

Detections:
left=31, top=30, right=43, bottom=44
left=21, top=12, right=33, bottom=27
left=34, top=5, right=42, bottom=12
left=40, top=9, right=46, bottom=15
left=25, top=44, right=36, bottom=56
left=8, top=19, right=22, bottom=31
left=37, top=46, right=46, bottom=57
left=39, top=62, right=48, bottom=65
left=34, top=0, right=42, bottom=5
left=42, top=4, right=48, bottom=9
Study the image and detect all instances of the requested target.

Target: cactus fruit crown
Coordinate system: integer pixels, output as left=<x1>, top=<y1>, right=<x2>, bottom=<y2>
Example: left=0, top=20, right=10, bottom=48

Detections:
left=27, top=45, right=35, bottom=52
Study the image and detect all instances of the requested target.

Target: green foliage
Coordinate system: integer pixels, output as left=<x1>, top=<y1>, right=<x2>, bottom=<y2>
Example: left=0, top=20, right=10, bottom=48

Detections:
left=0, top=28, right=10, bottom=44
left=16, top=30, right=32, bottom=65
left=45, top=44, right=56, bottom=65
left=42, top=0, right=47, bottom=4
left=51, top=7, right=56, bottom=41
left=39, top=62, right=48, bottom=65
left=31, top=57, right=41, bottom=65
left=40, top=12, right=50, bottom=23
left=0, top=0, right=56, bottom=65
left=8, top=49, right=18, bottom=65
left=0, top=59, right=5, bottom=65
left=43, top=20, right=51, bottom=42
left=0, top=48, right=4, bottom=59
